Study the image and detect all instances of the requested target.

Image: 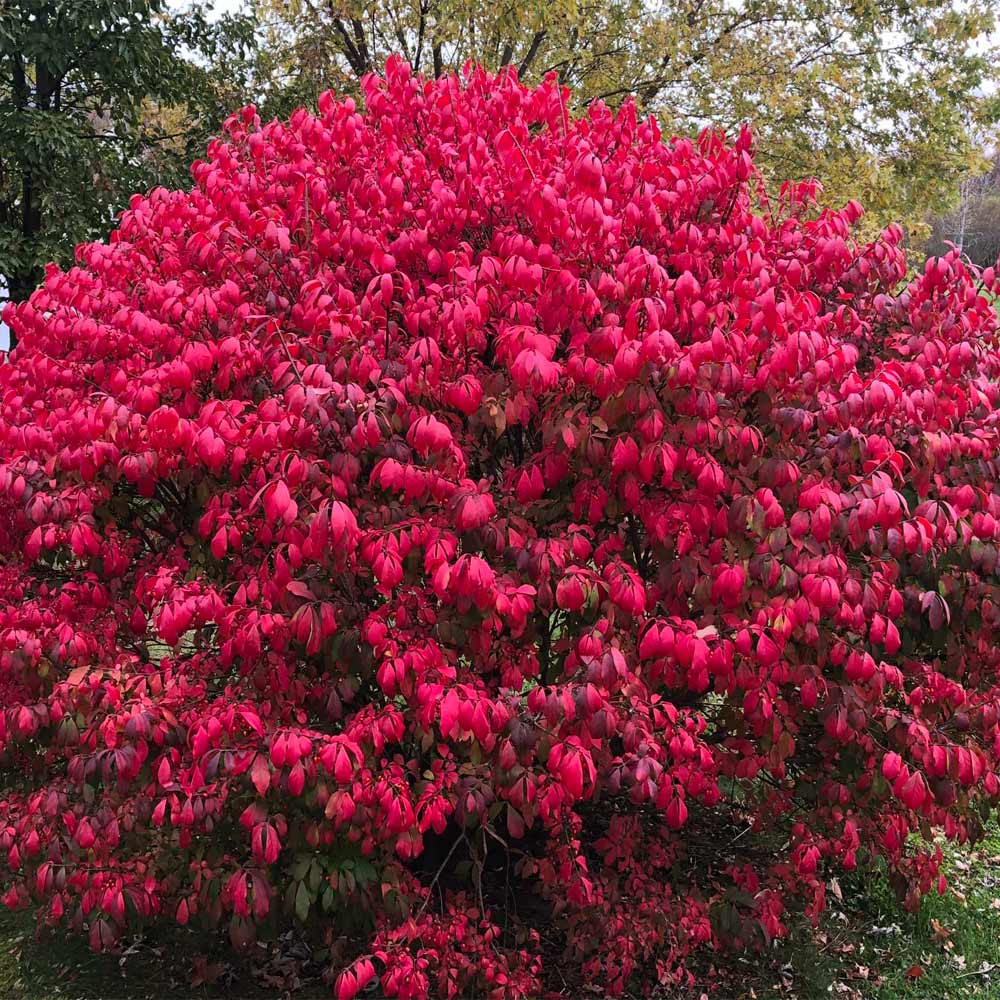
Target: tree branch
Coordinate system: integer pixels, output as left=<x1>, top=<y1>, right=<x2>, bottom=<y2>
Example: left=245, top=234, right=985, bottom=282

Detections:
left=517, top=30, right=548, bottom=77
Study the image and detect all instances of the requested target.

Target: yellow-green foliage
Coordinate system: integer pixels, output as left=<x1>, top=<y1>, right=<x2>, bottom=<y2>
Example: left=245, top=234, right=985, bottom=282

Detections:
left=253, top=0, right=998, bottom=238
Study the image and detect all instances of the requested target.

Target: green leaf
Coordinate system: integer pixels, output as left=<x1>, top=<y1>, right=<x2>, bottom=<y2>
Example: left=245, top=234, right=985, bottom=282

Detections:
left=293, top=880, right=310, bottom=923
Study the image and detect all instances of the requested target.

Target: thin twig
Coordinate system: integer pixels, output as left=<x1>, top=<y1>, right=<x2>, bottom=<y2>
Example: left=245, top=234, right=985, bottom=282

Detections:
left=416, top=833, right=464, bottom=917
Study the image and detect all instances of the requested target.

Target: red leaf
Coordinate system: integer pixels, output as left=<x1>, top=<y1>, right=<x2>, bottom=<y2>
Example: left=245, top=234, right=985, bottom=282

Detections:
left=250, top=754, right=271, bottom=797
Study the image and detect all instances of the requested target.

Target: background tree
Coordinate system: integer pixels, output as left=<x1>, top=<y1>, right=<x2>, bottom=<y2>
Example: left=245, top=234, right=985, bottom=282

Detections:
left=252, top=0, right=999, bottom=238
left=926, top=151, right=1000, bottom=269
left=0, top=0, right=254, bottom=344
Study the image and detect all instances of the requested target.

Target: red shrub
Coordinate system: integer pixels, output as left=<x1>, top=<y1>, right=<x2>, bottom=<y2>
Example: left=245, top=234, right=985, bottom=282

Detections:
left=2, top=57, right=1000, bottom=996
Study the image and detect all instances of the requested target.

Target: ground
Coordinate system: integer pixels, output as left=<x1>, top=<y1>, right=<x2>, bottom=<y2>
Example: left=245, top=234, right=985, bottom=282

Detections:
left=4, top=830, right=1000, bottom=1000
left=695, top=824, right=1000, bottom=1000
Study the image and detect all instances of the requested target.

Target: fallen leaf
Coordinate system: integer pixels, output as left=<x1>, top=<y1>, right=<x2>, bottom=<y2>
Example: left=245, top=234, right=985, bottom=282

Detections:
left=930, top=918, right=952, bottom=943
left=905, top=964, right=925, bottom=980
left=189, top=954, right=225, bottom=988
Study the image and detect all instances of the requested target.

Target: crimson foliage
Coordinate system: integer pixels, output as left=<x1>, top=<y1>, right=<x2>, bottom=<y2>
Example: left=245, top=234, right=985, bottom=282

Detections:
left=2, top=58, right=1000, bottom=998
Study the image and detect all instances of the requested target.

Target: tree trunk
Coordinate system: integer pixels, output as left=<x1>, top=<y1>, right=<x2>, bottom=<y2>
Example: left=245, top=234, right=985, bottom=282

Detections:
left=8, top=269, right=41, bottom=304
left=3, top=147, right=44, bottom=350
left=5, top=5, right=57, bottom=350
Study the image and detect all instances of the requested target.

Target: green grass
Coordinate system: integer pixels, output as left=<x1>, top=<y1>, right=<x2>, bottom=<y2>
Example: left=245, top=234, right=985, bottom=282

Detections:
left=6, top=832, right=1000, bottom=999
left=748, top=824, right=1000, bottom=1000
left=862, top=853, right=1000, bottom=999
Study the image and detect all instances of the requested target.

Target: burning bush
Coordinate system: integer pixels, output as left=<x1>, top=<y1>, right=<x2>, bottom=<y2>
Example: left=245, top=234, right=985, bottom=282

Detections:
left=2, top=58, right=1000, bottom=998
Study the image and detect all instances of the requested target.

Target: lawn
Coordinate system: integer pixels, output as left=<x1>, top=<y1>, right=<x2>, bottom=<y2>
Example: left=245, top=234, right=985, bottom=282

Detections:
left=718, top=825, right=1000, bottom=1000
left=4, top=831, right=1000, bottom=1000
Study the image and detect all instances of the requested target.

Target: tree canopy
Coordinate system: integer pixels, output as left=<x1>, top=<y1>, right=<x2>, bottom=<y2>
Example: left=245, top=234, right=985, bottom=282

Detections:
left=253, top=0, right=999, bottom=237
left=1, top=0, right=997, bottom=340
left=927, top=153, right=1000, bottom=268
left=0, top=0, right=254, bottom=337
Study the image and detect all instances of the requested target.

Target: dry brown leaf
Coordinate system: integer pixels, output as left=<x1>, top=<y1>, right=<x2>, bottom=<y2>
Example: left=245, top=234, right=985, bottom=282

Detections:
left=930, top=918, right=952, bottom=943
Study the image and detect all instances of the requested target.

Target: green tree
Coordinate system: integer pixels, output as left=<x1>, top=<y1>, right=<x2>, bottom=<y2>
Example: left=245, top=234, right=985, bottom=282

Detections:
left=0, top=1, right=254, bottom=344
left=253, top=0, right=998, bottom=238
left=927, top=151, right=1000, bottom=268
